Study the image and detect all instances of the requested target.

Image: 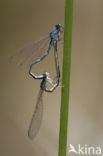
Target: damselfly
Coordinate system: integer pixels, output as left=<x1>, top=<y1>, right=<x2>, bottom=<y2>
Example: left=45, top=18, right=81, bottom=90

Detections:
left=11, top=24, right=64, bottom=139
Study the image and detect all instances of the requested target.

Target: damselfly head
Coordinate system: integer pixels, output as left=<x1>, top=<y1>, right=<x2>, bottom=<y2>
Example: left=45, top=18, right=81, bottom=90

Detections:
left=56, top=24, right=62, bottom=29
left=43, top=72, right=49, bottom=77
left=56, top=24, right=64, bottom=34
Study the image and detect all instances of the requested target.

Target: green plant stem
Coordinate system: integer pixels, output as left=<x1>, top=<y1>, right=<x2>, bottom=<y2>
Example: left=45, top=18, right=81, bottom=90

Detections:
left=58, top=0, right=73, bottom=156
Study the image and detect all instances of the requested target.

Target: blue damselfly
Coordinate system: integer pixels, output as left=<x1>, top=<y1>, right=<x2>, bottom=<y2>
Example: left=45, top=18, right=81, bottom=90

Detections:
left=11, top=24, right=64, bottom=139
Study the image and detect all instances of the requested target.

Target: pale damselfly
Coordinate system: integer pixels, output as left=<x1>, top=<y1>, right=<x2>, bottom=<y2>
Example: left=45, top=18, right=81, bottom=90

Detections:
left=11, top=24, right=64, bottom=139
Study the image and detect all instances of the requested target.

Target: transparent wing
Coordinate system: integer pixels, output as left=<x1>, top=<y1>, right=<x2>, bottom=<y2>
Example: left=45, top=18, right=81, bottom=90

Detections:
left=28, top=88, right=44, bottom=139
left=10, top=34, right=50, bottom=71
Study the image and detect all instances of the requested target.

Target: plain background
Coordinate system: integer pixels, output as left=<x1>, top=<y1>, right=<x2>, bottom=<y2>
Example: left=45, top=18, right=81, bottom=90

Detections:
left=1, top=0, right=103, bottom=156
